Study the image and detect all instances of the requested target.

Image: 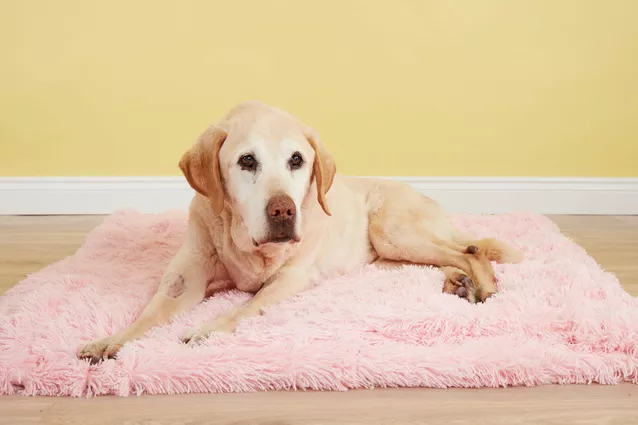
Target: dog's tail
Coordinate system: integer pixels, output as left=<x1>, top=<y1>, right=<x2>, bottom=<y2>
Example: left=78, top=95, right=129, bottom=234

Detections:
left=455, top=235, right=524, bottom=264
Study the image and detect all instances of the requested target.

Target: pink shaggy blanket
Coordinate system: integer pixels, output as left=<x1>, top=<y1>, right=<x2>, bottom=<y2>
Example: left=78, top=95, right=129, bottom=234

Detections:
left=1, top=210, right=637, bottom=397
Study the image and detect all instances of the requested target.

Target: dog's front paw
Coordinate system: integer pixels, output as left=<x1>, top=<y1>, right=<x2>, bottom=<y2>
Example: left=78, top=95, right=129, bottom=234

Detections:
left=182, top=315, right=237, bottom=345
left=181, top=325, right=214, bottom=345
left=77, top=335, right=124, bottom=364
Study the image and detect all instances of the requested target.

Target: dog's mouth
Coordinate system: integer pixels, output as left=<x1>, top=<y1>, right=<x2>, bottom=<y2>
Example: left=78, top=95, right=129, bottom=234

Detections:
left=271, top=235, right=293, bottom=243
left=253, top=233, right=300, bottom=247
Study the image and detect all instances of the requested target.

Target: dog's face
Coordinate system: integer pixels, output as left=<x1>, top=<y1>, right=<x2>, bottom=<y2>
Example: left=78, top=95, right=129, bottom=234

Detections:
left=220, top=127, right=317, bottom=246
left=179, top=101, right=335, bottom=249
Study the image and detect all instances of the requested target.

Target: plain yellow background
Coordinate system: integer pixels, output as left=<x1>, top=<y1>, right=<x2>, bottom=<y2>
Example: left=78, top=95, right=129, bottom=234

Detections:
left=1, top=0, right=636, bottom=177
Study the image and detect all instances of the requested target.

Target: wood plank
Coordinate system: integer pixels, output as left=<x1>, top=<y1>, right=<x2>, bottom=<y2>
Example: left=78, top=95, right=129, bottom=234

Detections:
left=0, top=397, right=53, bottom=425
left=36, top=385, right=638, bottom=425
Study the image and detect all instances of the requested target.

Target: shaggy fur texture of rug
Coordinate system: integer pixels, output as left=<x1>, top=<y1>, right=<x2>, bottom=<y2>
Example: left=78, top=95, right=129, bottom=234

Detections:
left=1, top=210, right=636, bottom=397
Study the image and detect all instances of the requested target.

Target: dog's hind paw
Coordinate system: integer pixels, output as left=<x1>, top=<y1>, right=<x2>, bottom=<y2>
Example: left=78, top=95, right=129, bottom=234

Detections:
left=443, top=271, right=477, bottom=303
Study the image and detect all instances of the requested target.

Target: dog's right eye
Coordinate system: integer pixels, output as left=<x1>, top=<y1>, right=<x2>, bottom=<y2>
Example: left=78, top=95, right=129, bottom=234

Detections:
left=238, top=154, right=257, bottom=171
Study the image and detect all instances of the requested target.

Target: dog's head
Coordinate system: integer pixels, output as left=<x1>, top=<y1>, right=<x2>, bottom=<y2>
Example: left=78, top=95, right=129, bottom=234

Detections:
left=179, top=101, right=335, bottom=248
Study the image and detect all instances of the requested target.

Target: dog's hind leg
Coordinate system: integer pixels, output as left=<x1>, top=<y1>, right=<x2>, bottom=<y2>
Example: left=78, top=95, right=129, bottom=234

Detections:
left=367, top=188, right=498, bottom=302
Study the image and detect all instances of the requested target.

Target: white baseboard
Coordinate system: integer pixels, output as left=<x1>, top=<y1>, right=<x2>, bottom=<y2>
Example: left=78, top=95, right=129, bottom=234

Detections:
left=0, top=176, right=636, bottom=215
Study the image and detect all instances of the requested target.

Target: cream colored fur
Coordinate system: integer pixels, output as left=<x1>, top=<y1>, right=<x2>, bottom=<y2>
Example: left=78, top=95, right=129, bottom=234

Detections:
left=78, top=101, right=523, bottom=362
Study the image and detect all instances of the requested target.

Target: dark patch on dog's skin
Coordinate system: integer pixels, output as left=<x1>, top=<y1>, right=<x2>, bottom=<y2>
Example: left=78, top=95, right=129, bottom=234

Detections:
left=466, top=245, right=479, bottom=254
left=166, top=275, right=186, bottom=298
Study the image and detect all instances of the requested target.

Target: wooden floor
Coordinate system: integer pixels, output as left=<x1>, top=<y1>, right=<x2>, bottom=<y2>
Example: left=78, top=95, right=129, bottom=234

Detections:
left=1, top=215, right=637, bottom=424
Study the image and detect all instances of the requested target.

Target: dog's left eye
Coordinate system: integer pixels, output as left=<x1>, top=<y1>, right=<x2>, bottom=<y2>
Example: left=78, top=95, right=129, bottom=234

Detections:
left=289, top=152, right=304, bottom=170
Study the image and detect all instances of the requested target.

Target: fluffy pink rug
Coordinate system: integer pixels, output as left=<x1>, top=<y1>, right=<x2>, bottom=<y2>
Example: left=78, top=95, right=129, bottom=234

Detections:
left=1, top=210, right=636, bottom=397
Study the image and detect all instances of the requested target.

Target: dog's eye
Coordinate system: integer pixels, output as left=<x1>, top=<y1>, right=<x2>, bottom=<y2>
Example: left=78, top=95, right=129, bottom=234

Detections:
left=289, top=152, right=304, bottom=170
left=238, top=154, right=257, bottom=171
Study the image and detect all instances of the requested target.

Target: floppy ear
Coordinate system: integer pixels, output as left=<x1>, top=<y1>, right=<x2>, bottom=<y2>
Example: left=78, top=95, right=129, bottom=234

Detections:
left=305, top=129, right=336, bottom=216
left=178, top=125, right=228, bottom=215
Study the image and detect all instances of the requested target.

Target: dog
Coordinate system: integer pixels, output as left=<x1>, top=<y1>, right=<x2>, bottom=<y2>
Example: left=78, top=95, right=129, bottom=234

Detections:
left=77, top=100, right=523, bottom=363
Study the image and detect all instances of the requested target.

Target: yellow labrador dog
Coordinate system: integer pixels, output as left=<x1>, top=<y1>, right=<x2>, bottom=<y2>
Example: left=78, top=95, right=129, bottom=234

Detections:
left=78, top=101, right=523, bottom=362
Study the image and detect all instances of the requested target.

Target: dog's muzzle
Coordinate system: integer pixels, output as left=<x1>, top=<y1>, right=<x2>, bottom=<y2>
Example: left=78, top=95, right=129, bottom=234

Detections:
left=262, top=194, right=299, bottom=244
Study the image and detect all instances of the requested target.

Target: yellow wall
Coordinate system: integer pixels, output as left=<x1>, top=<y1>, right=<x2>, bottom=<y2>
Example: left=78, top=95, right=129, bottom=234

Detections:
left=1, top=0, right=636, bottom=177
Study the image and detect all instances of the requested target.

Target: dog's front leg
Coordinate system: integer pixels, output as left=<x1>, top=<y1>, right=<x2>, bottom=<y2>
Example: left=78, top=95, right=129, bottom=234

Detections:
left=77, top=244, right=222, bottom=363
left=183, top=266, right=310, bottom=344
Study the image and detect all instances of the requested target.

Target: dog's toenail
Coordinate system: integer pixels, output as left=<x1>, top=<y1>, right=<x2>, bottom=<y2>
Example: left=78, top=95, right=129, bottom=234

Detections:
left=89, top=356, right=102, bottom=365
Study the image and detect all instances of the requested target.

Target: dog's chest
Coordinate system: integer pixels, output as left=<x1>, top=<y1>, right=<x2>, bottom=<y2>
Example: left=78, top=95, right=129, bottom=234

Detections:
left=219, top=248, right=289, bottom=293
